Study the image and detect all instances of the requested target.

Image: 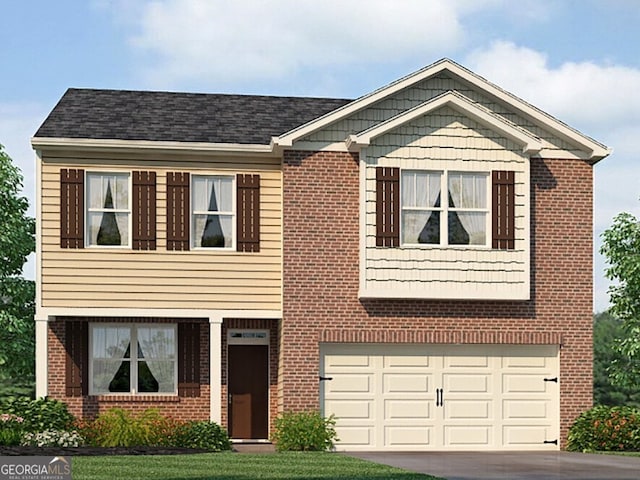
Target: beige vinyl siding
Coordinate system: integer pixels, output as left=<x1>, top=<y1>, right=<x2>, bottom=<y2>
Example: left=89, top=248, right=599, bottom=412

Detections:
left=361, top=107, right=529, bottom=300
left=40, top=153, right=282, bottom=310
left=302, top=73, right=583, bottom=158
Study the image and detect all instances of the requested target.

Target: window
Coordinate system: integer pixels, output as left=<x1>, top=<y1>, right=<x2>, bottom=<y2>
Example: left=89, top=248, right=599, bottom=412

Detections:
left=401, top=170, right=488, bottom=246
left=86, top=172, right=130, bottom=247
left=90, top=324, right=177, bottom=395
left=191, top=175, right=234, bottom=248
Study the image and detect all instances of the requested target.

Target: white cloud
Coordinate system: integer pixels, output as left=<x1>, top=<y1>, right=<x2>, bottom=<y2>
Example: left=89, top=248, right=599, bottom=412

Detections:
left=119, top=0, right=502, bottom=89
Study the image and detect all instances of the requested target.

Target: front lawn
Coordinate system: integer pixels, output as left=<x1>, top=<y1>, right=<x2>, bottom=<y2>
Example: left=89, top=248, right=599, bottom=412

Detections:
left=73, top=451, right=441, bottom=480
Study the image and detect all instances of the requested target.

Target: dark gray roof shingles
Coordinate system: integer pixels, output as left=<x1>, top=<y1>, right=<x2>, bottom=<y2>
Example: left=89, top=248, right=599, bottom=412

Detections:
left=34, top=88, right=352, bottom=145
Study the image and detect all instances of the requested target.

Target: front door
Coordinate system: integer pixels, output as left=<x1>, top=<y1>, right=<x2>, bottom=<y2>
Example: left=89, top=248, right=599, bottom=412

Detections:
left=228, top=344, right=269, bottom=439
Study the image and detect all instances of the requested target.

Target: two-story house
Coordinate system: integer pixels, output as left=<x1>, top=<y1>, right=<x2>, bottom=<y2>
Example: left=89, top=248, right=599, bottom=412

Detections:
left=32, top=59, right=609, bottom=451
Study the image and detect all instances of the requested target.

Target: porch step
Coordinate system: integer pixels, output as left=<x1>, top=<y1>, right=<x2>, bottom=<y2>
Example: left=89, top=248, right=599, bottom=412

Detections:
left=232, top=442, right=276, bottom=453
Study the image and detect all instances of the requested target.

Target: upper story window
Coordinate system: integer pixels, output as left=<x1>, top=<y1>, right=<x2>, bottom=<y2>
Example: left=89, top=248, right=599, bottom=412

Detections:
left=401, top=170, right=489, bottom=247
left=86, top=172, right=130, bottom=247
left=90, top=324, right=177, bottom=395
left=191, top=175, right=234, bottom=249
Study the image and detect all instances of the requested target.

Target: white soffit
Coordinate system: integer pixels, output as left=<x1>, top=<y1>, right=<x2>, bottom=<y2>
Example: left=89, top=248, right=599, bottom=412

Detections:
left=274, top=58, right=611, bottom=161
left=346, top=91, right=542, bottom=155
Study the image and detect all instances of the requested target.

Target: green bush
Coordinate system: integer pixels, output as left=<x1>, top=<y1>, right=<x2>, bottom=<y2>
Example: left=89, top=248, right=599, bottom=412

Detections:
left=0, top=397, right=74, bottom=433
left=567, top=405, right=640, bottom=452
left=81, top=408, right=180, bottom=447
left=0, top=413, right=25, bottom=445
left=170, top=421, right=232, bottom=451
left=271, top=411, right=338, bottom=452
left=21, top=429, right=84, bottom=447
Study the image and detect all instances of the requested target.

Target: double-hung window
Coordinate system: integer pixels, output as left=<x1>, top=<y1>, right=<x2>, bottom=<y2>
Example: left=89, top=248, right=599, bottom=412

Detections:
left=401, top=170, right=489, bottom=246
left=86, top=172, right=131, bottom=247
left=90, top=324, right=177, bottom=395
left=191, top=175, right=234, bottom=248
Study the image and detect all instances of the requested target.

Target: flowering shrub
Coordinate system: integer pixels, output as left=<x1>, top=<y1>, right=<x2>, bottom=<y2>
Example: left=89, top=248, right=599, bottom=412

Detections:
left=21, top=430, right=84, bottom=448
left=567, top=405, right=640, bottom=452
left=0, top=397, right=75, bottom=433
left=0, top=413, right=25, bottom=446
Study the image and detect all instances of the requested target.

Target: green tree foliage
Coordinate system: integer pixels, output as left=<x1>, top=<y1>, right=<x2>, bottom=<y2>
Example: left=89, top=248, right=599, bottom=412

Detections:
left=593, top=312, right=640, bottom=407
left=601, top=212, right=640, bottom=389
left=0, top=144, right=35, bottom=398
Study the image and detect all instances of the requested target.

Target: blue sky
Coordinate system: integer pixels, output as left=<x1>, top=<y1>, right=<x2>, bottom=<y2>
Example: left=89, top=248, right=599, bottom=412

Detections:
left=2, top=0, right=639, bottom=312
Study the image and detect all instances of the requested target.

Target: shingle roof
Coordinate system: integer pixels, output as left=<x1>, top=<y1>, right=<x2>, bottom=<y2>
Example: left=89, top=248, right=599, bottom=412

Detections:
left=34, top=88, right=352, bottom=145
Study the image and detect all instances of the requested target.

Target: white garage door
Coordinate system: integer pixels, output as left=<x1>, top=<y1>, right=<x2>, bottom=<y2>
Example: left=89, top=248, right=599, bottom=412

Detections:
left=320, top=344, right=559, bottom=451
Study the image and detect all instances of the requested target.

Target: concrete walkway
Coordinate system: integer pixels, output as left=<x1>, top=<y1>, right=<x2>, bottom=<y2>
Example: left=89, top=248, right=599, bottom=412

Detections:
left=348, top=451, right=640, bottom=480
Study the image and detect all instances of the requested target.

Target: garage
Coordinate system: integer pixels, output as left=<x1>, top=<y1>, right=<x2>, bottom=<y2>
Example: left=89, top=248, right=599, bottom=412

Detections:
left=320, top=344, right=559, bottom=451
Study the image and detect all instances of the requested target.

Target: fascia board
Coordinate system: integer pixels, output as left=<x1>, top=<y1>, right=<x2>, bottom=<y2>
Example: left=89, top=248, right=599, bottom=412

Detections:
left=349, top=91, right=542, bottom=155
left=30, top=137, right=277, bottom=156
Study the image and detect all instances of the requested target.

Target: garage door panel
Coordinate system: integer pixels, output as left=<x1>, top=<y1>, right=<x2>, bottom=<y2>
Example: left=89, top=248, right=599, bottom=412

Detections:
left=383, top=373, right=431, bottom=393
left=326, top=354, right=371, bottom=368
left=335, top=426, right=374, bottom=447
left=444, top=373, right=490, bottom=393
left=503, top=400, right=548, bottom=419
left=445, top=426, right=491, bottom=446
left=503, top=425, right=555, bottom=447
left=384, top=354, right=431, bottom=368
left=444, top=400, right=491, bottom=419
left=385, top=399, right=431, bottom=420
left=326, top=400, right=372, bottom=420
left=444, top=354, right=489, bottom=368
left=327, top=375, right=372, bottom=394
left=385, top=426, right=431, bottom=447
left=503, top=374, right=547, bottom=393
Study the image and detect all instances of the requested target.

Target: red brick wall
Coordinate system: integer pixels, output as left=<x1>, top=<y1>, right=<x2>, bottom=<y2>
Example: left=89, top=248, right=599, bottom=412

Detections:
left=281, top=150, right=593, bottom=448
left=47, top=317, right=210, bottom=421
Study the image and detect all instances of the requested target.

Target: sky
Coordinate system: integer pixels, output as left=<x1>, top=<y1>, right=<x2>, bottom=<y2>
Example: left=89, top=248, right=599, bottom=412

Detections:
left=1, top=0, right=638, bottom=312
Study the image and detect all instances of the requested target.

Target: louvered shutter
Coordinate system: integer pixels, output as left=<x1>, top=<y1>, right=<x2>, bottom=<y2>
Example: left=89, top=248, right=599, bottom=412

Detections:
left=178, top=322, right=201, bottom=397
left=492, top=170, right=516, bottom=250
left=236, top=174, right=260, bottom=252
left=65, top=321, right=88, bottom=397
left=376, top=167, right=400, bottom=247
left=166, top=172, right=190, bottom=250
left=60, top=169, right=85, bottom=248
left=132, top=171, right=157, bottom=250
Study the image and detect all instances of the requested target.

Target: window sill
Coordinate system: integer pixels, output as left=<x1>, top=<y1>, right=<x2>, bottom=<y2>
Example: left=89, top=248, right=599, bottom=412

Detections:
left=91, top=394, right=180, bottom=403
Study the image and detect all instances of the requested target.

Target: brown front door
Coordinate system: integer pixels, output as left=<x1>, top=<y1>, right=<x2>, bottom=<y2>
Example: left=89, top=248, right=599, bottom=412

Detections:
left=228, top=344, right=269, bottom=439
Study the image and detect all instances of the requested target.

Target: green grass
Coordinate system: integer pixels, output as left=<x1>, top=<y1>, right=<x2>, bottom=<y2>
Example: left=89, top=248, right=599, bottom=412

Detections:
left=72, top=451, right=442, bottom=480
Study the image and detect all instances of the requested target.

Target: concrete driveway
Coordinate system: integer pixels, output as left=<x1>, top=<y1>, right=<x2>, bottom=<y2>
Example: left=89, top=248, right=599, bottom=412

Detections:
left=348, top=451, right=640, bottom=480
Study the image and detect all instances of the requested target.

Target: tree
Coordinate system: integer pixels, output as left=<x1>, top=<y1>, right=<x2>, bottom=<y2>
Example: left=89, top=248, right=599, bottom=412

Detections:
left=593, top=312, right=640, bottom=407
left=600, top=211, right=640, bottom=389
left=0, top=144, right=35, bottom=398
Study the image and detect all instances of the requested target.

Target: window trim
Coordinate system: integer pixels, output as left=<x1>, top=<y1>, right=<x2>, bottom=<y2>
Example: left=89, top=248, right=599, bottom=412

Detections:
left=190, top=174, right=236, bottom=250
left=400, top=169, right=491, bottom=248
left=88, top=323, right=178, bottom=396
left=85, top=171, right=132, bottom=249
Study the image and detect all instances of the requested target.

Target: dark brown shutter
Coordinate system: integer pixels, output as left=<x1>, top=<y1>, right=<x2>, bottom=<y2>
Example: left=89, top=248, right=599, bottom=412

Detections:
left=166, top=172, right=190, bottom=251
left=376, top=167, right=400, bottom=247
left=492, top=170, right=515, bottom=250
left=65, top=321, right=88, bottom=397
left=236, top=174, right=260, bottom=252
left=132, top=171, right=157, bottom=250
left=178, top=322, right=200, bottom=397
left=60, top=169, right=84, bottom=248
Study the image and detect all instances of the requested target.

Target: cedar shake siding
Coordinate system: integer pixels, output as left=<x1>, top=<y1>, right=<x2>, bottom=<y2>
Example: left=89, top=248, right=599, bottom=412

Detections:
left=282, top=150, right=593, bottom=449
left=40, top=155, right=282, bottom=311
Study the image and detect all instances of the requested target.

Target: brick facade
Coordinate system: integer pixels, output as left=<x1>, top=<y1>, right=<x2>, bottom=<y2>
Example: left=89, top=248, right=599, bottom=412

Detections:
left=281, top=150, right=593, bottom=448
left=47, top=317, right=210, bottom=421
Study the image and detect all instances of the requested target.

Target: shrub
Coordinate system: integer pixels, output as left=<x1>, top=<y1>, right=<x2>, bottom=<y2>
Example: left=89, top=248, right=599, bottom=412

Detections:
left=0, top=413, right=25, bottom=446
left=567, top=405, right=640, bottom=452
left=81, top=408, right=181, bottom=447
left=0, top=397, right=74, bottom=433
left=271, top=411, right=338, bottom=452
left=170, top=421, right=232, bottom=451
left=21, top=430, right=84, bottom=448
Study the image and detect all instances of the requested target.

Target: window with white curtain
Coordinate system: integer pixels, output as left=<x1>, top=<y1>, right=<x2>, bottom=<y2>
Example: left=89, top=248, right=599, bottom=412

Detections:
left=86, top=172, right=130, bottom=246
left=192, top=175, right=234, bottom=248
left=90, top=324, right=177, bottom=395
left=401, top=170, right=489, bottom=246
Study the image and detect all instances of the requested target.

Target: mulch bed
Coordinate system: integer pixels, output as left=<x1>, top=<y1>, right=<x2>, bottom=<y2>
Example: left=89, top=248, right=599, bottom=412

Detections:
left=0, top=446, right=210, bottom=456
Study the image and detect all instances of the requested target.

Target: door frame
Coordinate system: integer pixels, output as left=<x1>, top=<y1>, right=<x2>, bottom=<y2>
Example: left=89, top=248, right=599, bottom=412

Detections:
left=227, top=329, right=270, bottom=440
